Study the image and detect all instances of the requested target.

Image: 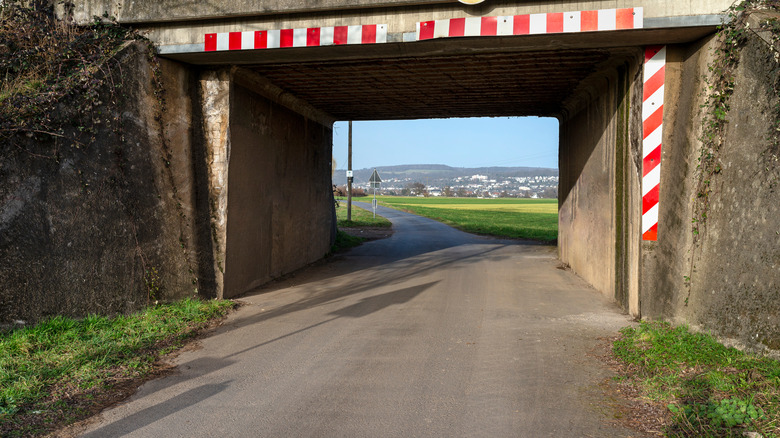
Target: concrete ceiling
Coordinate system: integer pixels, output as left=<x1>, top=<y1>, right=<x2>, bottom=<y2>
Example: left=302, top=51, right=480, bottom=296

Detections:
left=164, top=26, right=716, bottom=121
left=245, top=48, right=620, bottom=120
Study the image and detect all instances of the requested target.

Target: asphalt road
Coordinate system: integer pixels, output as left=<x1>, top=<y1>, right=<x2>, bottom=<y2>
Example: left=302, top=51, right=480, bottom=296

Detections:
left=75, top=203, right=639, bottom=437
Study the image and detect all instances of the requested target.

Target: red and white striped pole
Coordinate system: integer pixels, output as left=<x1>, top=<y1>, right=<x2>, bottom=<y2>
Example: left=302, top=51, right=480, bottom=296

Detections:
left=642, top=45, right=666, bottom=241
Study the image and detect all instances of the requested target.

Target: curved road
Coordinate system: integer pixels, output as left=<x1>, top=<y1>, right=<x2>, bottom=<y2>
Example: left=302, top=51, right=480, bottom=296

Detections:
left=75, top=204, right=638, bottom=437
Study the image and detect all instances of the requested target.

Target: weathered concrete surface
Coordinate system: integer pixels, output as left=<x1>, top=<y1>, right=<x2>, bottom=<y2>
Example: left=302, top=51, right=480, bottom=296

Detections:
left=243, top=48, right=622, bottom=120
left=222, top=72, right=336, bottom=298
left=0, top=43, right=338, bottom=322
left=64, top=0, right=732, bottom=28
left=71, top=206, right=638, bottom=437
left=558, top=55, right=643, bottom=316
left=199, top=70, right=232, bottom=298
left=643, top=14, right=780, bottom=352
left=639, top=40, right=713, bottom=321
left=144, top=10, right=725, bottom=62
left=0, top=42, right=201, bottom=324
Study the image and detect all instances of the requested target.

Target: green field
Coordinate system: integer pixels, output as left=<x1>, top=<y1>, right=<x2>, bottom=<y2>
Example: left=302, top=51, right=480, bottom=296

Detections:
left=377, top=196, right=558, bottom=242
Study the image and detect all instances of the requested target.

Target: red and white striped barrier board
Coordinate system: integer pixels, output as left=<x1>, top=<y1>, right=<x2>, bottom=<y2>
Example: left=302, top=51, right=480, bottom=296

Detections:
left=417, top=7, right=642, bottom=40
left=205, top=24, right=387, bottom=51
left=642, top=45, right=666, bottom=241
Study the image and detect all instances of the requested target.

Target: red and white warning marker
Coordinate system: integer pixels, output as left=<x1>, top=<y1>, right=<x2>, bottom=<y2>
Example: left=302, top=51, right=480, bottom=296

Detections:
left=202, top=7, right=645, bottom=51
left=205, top=24, right=387, bottom=51
left=642, top=45, right=666, bottom=241
left=417, top=7, right=642, bottom=40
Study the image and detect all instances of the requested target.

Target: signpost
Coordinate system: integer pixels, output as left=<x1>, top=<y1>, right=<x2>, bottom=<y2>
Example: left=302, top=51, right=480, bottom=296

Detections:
left=347, top=121, right=353, bottom=221
left=369, top=169, right=381, bottom=218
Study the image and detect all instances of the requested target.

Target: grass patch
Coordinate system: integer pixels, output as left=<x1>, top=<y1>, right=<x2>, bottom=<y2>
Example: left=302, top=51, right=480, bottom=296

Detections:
left=0, top=298, right=236, bottom=437
left=613, top=321, right=780, bottom=437
left=331, top=230, right=366, bottom=252
left=335, top=201, right=392, bottom=228
left=376, top=196, right=557, bottom=242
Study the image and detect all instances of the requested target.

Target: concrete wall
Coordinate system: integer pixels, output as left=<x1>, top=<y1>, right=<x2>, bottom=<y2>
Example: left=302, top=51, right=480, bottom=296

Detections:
left=639, top=40, right=710, bottom=320
left=558, top=54, right=643, bottom=315
left=199, top=70, right=232, bottom=298
left=0, top=42, right=201, bottom=324
left=0, top=42, right=338, bottom=323
left=64, top=0, right=730, bottom=25
left=198, top=68, right=336, bottom=299
left=222, top=74, right=335, bottom=297
left=66, top=0, right=733, bottom=25
left=62, top=0, right=732, bottom=47
left=643, top=15, right=780, bottom=352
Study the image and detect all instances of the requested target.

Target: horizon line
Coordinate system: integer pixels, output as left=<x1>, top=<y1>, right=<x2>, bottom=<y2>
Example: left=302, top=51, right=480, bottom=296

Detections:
left=334, top=164, right=560, bottom=170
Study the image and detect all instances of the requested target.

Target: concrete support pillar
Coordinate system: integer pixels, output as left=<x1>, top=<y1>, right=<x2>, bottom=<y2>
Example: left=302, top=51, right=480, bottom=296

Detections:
left=198, top=68, right=336, bottom=299
left=558, top=55, right=643, bottom=317
left=200, top=70, right=232, bottom=298
left=641, top=31, right=780, bottom=351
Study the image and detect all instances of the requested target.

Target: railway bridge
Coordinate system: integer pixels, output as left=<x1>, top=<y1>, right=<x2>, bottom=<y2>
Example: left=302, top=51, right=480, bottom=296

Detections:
left=56, top=0, right=778, bottom=342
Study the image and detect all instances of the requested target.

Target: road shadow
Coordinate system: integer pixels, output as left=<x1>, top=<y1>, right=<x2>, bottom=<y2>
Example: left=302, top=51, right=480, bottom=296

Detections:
left=218, top=203, right=557, bottom=339
left=80, top=381, right=233, bottom=437
left=73, top=207, right=554, bottom=435
left=330, top=280, right=438, bottom=318
left=214, top=280, right=440, bottom=361
left=228, top=243, right=514, bottom=334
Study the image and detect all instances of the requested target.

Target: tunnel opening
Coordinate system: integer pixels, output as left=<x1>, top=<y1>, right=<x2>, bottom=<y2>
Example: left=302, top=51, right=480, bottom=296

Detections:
left=331, top=117, right=559, bottom=195
left=329, top=117, right=560, bottom=242
left=332, top=118, right=559, bottom=169
left=202, top=40, right=644, bottom=317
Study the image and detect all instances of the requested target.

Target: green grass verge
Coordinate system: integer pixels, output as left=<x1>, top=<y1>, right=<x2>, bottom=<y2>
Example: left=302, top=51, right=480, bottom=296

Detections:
left=376, top=196, right=557, bottom=242
left=335, top=201, right=392, bottom=228
left=613, top=321, right=780, bottom=437
left=331, top=230, right=365, bottom=252
left=0, top=298, right=236, bottom=436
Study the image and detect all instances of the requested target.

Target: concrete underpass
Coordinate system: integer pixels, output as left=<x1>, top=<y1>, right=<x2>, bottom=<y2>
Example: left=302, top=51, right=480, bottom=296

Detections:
left=142, top=14, right=718, bottom=317
left=27, top=0, right=774, bottom=352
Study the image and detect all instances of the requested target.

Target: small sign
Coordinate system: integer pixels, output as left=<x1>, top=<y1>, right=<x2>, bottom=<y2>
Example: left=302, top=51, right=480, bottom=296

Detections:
left=369, top=169, right=381, bottom=218
left=346, top=170, right=353, bottom=177
left=369, top=169, right=382, bottom=189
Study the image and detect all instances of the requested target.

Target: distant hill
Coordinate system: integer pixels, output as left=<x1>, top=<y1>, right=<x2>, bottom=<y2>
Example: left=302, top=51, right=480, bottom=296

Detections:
left=333, top=164, right=558, bottom=185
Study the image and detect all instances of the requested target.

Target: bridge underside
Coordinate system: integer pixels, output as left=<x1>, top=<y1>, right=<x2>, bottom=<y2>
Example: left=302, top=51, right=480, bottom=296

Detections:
left=241, top=48, right=619, bottom=120
left=154, top=20, right=716, bottom=315
left=181, top=48, right=646, bottom=311
left=164, top=24, right=714, bottom=120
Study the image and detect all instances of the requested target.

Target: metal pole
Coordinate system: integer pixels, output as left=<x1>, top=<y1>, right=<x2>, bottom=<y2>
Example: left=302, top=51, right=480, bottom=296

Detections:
left=347, top=121, right=352, bottom=222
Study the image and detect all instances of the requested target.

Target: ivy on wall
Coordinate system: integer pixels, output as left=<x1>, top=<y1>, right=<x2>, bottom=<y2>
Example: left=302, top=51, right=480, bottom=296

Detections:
left=0, top=1, right=138, bottom=151
left=681, top=0, right=780, bottom=302
left=693, top=0, right=780, bottom=239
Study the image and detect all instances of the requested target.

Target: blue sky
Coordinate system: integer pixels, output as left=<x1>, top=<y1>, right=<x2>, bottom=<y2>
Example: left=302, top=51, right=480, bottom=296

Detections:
left=332, top=117, right=559, bottom=170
